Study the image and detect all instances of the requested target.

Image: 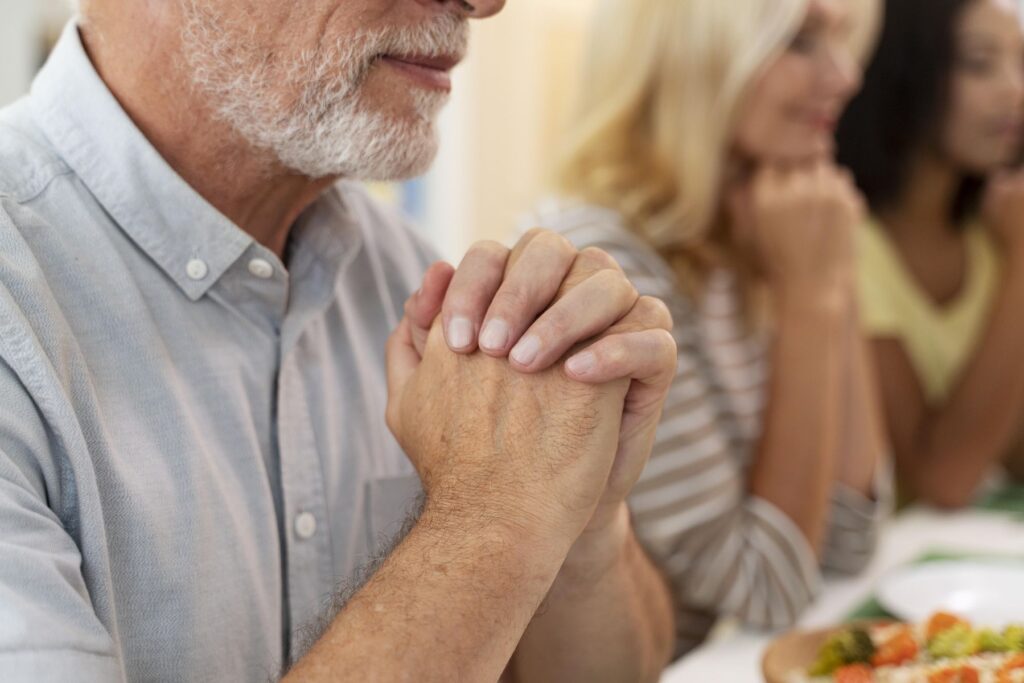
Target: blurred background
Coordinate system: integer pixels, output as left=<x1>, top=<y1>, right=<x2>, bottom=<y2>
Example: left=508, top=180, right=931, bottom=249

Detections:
left=0, top=0, right=592, bottom=262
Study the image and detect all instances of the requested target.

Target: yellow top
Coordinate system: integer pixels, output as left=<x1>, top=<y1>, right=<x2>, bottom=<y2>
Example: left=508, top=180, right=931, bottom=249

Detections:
left=857, top=220, right=1001, bottom=405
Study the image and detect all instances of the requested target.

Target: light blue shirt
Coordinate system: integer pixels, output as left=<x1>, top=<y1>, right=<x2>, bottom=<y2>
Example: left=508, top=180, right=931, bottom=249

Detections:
left=0, top=22, right=431, bottom=681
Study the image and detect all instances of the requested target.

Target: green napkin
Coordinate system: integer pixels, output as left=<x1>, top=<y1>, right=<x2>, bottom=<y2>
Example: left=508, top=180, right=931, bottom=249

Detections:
left=978, top=483, right=1024, bottom=517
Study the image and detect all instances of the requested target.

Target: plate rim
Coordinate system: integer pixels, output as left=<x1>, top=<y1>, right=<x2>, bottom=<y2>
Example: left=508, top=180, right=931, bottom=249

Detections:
left=875, top=557, right=1024, bottom=623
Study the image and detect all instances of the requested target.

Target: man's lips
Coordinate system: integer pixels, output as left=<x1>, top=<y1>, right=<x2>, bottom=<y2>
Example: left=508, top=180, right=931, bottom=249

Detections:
left=379, top=54, right=461, bottom=92
left=386, top=54, right=462, bottom=71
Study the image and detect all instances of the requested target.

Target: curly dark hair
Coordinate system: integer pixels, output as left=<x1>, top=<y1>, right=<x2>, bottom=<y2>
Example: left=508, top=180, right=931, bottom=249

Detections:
left=836, top=0, right=985, bottom=224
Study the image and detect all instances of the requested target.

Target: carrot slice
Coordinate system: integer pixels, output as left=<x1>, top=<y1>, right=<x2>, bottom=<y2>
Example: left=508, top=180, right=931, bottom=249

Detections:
left=836, top=663, right=875, bottom=683
left=927, top=612, right=970, bottom=640
left=871, top=628, right=918, bottom=668
left=929, top=666, right=980, bottom=683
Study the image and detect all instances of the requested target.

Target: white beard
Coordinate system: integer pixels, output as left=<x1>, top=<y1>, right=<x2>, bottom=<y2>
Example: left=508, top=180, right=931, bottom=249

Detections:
left=180, top=2, right=467, bottom=180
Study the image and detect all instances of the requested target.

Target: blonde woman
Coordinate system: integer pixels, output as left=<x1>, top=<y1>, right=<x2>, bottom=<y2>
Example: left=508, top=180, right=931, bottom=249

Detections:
left=528, top=0, right=889, bottom=650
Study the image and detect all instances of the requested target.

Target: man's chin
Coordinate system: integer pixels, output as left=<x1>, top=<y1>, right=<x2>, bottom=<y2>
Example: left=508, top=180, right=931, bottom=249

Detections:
left=263, top=105, right=442, bottom=182
left=354, top=148, right=438, bottom=181
left=339, top=134, right=439, bottom=183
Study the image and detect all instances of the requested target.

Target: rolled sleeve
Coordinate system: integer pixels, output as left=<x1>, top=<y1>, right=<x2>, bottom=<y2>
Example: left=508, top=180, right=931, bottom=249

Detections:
left=821, top=461, right=894, bottom=576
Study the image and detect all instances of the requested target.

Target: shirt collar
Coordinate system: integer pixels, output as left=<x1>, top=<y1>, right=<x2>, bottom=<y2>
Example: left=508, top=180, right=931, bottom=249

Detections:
left=28, top=21, right=254, bottom=301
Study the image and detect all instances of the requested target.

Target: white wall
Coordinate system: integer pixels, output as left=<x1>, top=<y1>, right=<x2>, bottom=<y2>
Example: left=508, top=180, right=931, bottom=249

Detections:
left=0, top=0, right=72, bottom=106
left=0, top=0, right=41, bottom=106
left=422, top=0, right=592, bottom=260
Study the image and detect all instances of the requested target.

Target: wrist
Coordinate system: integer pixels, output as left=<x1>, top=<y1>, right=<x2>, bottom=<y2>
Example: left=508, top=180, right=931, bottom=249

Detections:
left=773, top=279, right=854, bottom=319
left=555, top=504, right=632, bottom=591
left=421, top=489, right=579, bottom=569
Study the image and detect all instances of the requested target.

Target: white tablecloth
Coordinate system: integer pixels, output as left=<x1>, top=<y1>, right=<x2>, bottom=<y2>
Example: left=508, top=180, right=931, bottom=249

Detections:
left=660, top=507, right=1024, bottom=682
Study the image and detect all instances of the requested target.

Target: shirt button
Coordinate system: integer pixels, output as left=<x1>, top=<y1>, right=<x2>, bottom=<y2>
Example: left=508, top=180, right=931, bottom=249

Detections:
left=294, top=512, right=317, bottom=540
left=248, top=258, right=274, bottom=279
left=186, top=258, right=208, bottom=280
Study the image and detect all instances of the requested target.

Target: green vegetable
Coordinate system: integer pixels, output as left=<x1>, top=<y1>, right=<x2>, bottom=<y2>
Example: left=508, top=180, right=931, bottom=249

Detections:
left=808, top=628, right=876, bottom=676
left=1004, top=624, right=1024, bottom=652
left=976, top=628, right=1010, bottom=653
left=927, top=624, right=977, bottom=659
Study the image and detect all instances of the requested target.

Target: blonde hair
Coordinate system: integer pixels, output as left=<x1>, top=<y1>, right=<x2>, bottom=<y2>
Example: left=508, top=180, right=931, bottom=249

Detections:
left=556, top=0, right=878, bottom=292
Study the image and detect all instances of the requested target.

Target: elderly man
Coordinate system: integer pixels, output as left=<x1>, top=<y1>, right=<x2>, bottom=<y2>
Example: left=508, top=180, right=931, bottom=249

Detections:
left=0, top=0, right=679, bottom=681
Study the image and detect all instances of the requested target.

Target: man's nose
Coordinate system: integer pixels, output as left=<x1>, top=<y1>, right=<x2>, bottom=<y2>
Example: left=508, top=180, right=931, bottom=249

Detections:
left=463, top=0, right=505, bottom=18
left=417, top=0, right=506, bottom=19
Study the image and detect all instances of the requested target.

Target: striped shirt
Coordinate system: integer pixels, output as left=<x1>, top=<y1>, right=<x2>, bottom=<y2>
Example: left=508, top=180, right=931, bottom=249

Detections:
left=526, top=200, right=886, bottom=652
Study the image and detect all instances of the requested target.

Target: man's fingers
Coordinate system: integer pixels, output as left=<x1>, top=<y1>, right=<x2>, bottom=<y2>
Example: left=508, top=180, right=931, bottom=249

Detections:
left=441, top=229, right=646, bottom=374
left=502, top=226, right=547, bottom=273
left=507, top=268, right=639, bottom=371
left=405, top=261, right=455, bottom=357
left=600, top=294, right=674, bottom=336
left=557, top=246, right=624, bottom=295
left=478, top=230, right=578, bottom=356
left=561, top=295, right=676, bottom=393
left=564, top=328, right=678, bottom=389
left=441, top=241, right=509, bottom=353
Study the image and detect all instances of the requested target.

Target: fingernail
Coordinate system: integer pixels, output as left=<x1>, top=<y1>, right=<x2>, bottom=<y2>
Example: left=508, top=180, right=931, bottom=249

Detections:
left=510, top=334, right=541, bottom=366
left=479, top=318, right=510, bottom=351
left=566, top=351, right=597, bottom=377
left=447, top=317, right=473, bottom=350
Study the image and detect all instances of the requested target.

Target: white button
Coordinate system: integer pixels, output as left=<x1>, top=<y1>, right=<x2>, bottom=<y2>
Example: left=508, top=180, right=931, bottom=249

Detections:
left=186, top=258, right=208, bottom=281
left=294, top=512, right=317, bottom=540
left=248, top=258, right=274, bottom=279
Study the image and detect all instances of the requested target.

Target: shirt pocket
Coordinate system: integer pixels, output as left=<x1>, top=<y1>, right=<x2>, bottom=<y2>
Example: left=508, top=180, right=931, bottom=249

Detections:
left=364, top=473, right=424, bottom=554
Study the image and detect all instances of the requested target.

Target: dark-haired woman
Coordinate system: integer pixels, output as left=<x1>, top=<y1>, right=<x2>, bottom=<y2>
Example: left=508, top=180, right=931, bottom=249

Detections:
left=837, top=0, right=1024, bottom=508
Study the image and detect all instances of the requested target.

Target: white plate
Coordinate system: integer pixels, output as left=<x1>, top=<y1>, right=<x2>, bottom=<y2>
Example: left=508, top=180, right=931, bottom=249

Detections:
left=876, top=559, right=1024, bottom=627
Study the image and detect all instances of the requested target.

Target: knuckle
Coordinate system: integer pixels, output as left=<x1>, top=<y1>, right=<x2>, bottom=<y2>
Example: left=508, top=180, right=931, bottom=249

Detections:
left=622, top=278, right=641, bottom=304
left=601, top=339, right=629, bottom=369
left=593, top=267, right=638, bottom=303
left=465, top=240, right=509, bottom=267
left=521, top=227, right=547, bottom=243
left=578, top=246, right=622, bottom=272
left=636, top=295, right=674, bottom=331
left=530, top=229, right=576, bottom=257
left=652, top=328, right=679, bottom=358
left=492, top=284, right=532, bottom=312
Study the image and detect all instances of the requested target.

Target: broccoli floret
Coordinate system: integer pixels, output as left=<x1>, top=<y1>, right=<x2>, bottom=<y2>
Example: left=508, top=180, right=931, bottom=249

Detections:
left=976, top=628, right=1010, bottom=653
left=928, top=624, right=978, bottom=660
left=809, top=628, right=876, bottom=676
left=1004, top=625, right=1024, bottom=652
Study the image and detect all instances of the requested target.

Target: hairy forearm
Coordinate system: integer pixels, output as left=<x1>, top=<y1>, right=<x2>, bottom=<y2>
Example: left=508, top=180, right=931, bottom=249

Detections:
left=903, top=261, right=1024, bottom=506
left=284, top=501, right=571, bottom=683
left=751, top=290, right=848, bottom=553
left=509, top=507, right=675, bottom=683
